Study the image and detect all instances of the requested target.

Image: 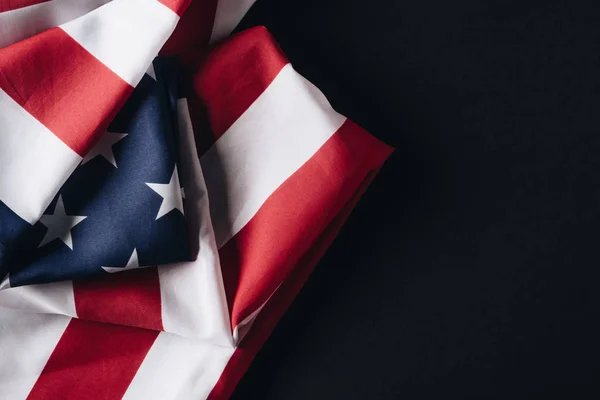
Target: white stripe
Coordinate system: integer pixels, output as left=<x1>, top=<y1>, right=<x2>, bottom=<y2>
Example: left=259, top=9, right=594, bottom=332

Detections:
left=0, top=89, right=82, bottom=224
left=158, top=99, right=231, bottom=344
left=0, top=0, right=111, bottom=49
left=60, top=0, right=179, bottom=87
left=210, top=0, right=257, bottom=43
left=0, top=310, right=71, bottom=400
left=201, top=64, right=347, bottom=248
left=0, top=280, right=77, bottom=317
left=122, top=332, right=235, bottom=400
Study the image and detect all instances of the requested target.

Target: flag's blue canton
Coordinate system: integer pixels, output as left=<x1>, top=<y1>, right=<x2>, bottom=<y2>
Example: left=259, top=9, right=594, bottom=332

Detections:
left=7, top=58, right=191, bottom=287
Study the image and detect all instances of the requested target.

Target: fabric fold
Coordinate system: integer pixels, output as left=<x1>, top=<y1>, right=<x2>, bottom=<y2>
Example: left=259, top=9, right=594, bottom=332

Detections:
left=192, top=26, right=394, bottom=336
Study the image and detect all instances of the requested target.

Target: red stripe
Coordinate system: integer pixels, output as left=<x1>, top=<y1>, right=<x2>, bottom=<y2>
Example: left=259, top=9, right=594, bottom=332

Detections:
left=0, top=0, right=49, bottom=12
left=27, top=319, right=159, bottom=400
left=192, top=26, right=288, bottom=140
left=73, top=269, right=164, bottom=332
left=208, top=126, right=393, bottom=400
left=160, top=0, right=219, bottom=57
left=156, top=0, right=191, bottom=16
left=0, top=27, right=132, bottom=156
left=219, top=120, right=394, bottom=329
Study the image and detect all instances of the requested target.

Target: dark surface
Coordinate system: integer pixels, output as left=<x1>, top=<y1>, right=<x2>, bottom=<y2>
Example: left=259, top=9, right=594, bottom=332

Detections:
left=231, top=1, right=599, bottom=398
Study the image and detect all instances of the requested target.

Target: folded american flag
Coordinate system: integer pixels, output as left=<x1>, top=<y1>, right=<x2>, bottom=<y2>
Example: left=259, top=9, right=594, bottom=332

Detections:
left=0, top=1, right=392, bottom=398
left=3, top=57, right=191, bottom=286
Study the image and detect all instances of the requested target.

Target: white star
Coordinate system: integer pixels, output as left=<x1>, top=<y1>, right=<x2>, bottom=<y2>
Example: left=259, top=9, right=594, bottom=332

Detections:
left=102, top=249, right=142, bottom=273
left=81, top=131, right=128, bottom=168
left=38, top=195, right=87, bottom=250
left=146, top=168, right=185, bottom=220
left=146, top=63, right=156, bottom=80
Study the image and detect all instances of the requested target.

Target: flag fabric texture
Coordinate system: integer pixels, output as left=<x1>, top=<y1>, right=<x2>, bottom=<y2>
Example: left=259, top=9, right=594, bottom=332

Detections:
left=0, top=1, right=393, bottom=399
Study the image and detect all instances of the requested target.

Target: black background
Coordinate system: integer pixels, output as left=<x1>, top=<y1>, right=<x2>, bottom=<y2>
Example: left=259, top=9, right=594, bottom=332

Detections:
left=231, top=1, right=599, bottom=398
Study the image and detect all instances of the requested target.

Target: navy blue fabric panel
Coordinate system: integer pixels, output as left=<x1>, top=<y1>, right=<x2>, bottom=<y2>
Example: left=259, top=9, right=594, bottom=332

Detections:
left=0, top=200, right=31, bottom=278
left=8, top=58, right=191, bottom=286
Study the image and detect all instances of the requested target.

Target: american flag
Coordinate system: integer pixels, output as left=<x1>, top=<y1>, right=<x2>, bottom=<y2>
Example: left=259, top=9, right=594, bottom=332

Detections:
left=0, top=1, right=392, bottom=398
left=3, top=57, right=190, bottom=286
